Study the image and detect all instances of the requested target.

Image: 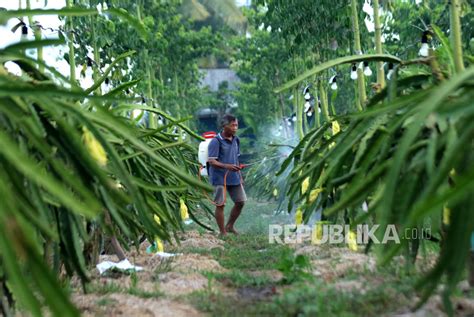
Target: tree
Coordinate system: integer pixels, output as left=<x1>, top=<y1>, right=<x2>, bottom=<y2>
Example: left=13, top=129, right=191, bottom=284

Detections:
left=71, top=0, right=220, bottom=120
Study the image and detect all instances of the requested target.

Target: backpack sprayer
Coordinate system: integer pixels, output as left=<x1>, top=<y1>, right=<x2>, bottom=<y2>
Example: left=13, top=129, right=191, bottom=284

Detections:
left=198, top=131, right=217, bottom=176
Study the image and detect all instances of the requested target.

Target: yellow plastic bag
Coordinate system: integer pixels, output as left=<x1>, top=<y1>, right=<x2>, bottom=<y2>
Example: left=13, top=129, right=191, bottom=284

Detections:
left=295, top=207, right=303, bottom=225
left=347, top=231, right=358, bottom=251
left=180, top=198, right=189, bottom=220
left=332, top=120, right=340, bottom=135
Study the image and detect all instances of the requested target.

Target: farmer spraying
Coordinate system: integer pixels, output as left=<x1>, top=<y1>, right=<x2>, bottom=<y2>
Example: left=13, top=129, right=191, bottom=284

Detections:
left=207, top=114, right=247, bottom=236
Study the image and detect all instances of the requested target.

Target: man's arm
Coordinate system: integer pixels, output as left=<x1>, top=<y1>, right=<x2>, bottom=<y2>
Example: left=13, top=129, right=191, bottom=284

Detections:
left=208, top=159, right=241, bottom=171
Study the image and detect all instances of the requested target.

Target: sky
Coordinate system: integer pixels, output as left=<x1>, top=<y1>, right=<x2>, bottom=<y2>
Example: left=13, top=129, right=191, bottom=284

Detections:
left=0, top=0, right=249, bottom=80
left=236, top=0, right=251, bottom=6
left=0, top=0, right=400, bottom=79
left=0, top=0, right=65, bottom=50
left=0, top=0, right=71, bottom=78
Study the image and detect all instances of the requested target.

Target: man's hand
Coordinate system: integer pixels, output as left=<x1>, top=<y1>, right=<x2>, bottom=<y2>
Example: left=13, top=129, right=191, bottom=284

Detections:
left=226, top=164, right=241, bottom=171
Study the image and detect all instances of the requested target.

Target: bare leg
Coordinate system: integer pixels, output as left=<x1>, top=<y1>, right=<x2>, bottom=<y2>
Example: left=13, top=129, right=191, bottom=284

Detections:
left=226, top=202, right=244, bottom=234
left=215, top=205, right=227, bottom=236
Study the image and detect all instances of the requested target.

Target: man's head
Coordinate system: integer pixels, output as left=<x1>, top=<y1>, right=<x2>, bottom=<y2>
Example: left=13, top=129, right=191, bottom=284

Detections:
left=220, top=114, right=238, bottom=136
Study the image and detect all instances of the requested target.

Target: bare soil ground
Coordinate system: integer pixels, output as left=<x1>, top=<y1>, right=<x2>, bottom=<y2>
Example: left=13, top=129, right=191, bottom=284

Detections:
left=71, top=231, right=229, bottom=317
left=70, top=201, right=474, bottom=317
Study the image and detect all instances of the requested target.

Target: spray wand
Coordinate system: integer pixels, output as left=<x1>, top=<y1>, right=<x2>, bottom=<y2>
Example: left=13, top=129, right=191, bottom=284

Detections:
left=240, top=154, right=286, bottom=169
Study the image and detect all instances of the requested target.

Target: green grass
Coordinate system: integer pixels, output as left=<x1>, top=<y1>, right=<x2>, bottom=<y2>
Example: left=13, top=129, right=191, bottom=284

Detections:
left=86, top=280, right=164, bottom=299
left=215, top=234, right=291, bottom=270
left=203, top=270, right=275, bottom=288
left=186, top=276, right=416, bottom=317
left=87, top=282, right=123, bottom=295
left=273, top=275, right=416, bottom=317
left=186, top=269, right=416, bottom=317
left=96, top=297, right=116, bottom=306
left=177, top=246, right=214, bottom=255
left=152, top=257, right=174, bottom=275
left=186, top=289, right=277, bottom=317
left=126, top=287, right=164, bottom=299
left=195, top=198, right=290, bottom=235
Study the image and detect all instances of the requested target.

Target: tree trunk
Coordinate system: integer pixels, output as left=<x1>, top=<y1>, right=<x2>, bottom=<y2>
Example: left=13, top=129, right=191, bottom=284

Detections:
left=66, top=0, right=76, bottom=87
left=450, top=0, right=464, bottom=73
left=313, top=89, right=320, bottom=129
left=319, top=81, right=330, bottom=123
left=350, top=0, right=366, bottom=110
left=26, top=0, right=44, bottom=73
left=292, top=59, right=304, bottom=139
left=90, top=16, right=102, bottom=95
left=144, top=49, right=156, bottom=128
left=174, top=70, right=181, bottom=116
left=373, top=0, right=385, bottom=88
left=277, top=93, right=290, bottom=137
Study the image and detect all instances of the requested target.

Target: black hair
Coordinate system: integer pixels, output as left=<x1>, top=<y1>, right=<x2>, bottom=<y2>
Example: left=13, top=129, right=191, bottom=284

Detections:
left=220, top=114, right=237, bottom=128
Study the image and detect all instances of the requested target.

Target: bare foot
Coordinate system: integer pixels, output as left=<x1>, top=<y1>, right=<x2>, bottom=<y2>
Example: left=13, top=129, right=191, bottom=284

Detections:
left=225, top=226, right=239, bottom=235
left=218, top=231, right=227, bottom=238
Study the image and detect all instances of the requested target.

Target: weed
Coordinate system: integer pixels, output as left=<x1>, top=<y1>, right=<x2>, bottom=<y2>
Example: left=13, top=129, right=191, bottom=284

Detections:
left=203, top=270, right=274, bottom=288
left=186, top=290, right=275, bottom=317
left=130, top=271, right=138, bottom=289
left=276, top=249, right=313, bottom=284
left=96, top=297, right=115, bottom=306
left=153, top=257, right=174, bottom=276
left=126, top=287, right=164, bottom=299
left=87, top=282, right=123, bottom=295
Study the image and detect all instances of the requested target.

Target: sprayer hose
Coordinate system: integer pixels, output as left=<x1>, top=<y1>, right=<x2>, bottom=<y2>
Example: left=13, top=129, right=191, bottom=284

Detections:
left=199, top=166, right=244, bottom=207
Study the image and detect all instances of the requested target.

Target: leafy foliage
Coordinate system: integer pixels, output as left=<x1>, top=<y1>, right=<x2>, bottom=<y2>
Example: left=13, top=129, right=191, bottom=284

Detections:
left=277, top=250, right=312, bottom=284
left=0, top=5, right=213, bottom=316
left=181, top=0, right=248, bottom=33
left=70, top=0, right=221, bottom=120
left=279, top=26, right=474, bottom=309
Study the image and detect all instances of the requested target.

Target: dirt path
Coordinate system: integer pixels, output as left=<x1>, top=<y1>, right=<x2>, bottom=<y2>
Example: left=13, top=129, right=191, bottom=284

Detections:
left=71, top=200, right=474, bottom=316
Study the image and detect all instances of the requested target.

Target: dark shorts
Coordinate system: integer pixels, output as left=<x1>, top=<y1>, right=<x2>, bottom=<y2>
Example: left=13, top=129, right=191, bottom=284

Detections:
left=213, top=184, right=247, bottom=205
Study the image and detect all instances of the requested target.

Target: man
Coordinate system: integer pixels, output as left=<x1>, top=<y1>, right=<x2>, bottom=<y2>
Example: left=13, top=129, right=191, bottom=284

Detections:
left=207, top=114, right=247, bottom=236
